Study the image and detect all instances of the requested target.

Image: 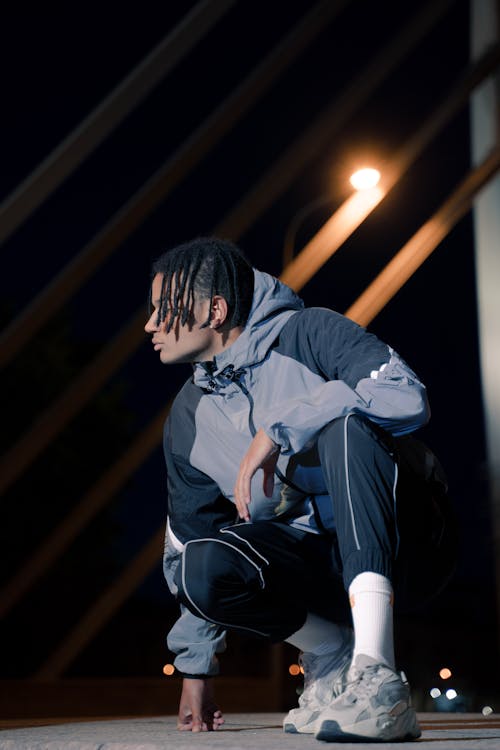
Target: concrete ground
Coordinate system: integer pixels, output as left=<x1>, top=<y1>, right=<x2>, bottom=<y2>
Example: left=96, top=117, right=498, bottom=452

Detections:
left=1, top=712, right=500, bottom=749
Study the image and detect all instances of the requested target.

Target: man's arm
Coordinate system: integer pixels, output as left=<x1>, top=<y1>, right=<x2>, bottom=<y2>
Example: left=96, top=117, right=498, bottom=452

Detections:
left=163, top=405, right=235, bottom=730
left=259, top=308, right=430, bottom=456
left=235, top=308, right=430, bottom=514
left=164, top=542, right=228, bottom=730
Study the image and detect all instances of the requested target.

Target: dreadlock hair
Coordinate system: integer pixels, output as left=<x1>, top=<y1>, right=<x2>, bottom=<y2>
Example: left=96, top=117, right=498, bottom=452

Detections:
left=150, top=237, right=254, bottom=333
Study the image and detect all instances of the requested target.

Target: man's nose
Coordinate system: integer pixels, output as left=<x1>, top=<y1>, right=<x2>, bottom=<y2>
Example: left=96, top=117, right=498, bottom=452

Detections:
left=144, top=312, right=158, bottom=333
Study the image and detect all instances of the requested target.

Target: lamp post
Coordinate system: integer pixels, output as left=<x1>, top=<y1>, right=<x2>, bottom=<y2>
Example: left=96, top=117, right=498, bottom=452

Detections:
left=280, top=166, right=384, bottom=292
left=282, top=195, right=336, bottom=269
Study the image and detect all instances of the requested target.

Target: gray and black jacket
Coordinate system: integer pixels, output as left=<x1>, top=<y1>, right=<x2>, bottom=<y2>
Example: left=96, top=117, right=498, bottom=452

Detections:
left=163, top=270, right=430, bottom=675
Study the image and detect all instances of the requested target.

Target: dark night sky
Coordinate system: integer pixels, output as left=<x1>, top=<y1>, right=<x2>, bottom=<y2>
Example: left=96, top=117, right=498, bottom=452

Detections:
left=1, top=0, right=497, bottom=701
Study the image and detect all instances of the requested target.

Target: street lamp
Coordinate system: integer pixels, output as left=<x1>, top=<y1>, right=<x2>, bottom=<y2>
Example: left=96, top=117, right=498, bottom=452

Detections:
left=282, top=195, right=336, bottom=268
left=280, top=167, right=385, bottom=292
left=350, top=167, right=381, bottom=190
left=280, top=166, right=385, bottom=292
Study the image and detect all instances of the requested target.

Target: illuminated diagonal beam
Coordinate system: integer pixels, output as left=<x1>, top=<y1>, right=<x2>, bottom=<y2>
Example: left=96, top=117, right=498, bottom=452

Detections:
left=0, top=0, right=236, bottom=246
left=279, top=41, right=500, bottom=292
left=1, top=40, right=498, bottom=497
left=214, top=0, right=455, bottom=239
left=33, top=527, right=165, bottom=680
left=0, top=309, right=146, bottom=495
left=0, top=405, right=169, bottom=619
left=345, top=146, right=500, bottom=326
left=31, top=149, right=500, bottom=678
left=0, top=0, right=348, bottom=369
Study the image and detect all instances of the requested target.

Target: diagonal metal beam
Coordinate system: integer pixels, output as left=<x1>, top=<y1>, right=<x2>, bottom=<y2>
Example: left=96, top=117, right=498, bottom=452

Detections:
left=0, top=0, right=236, bottom=247
left=279, top=41, right=500, bottom=292
left=0, top=0, right=348, bottom=369
left=33, top=527, right=166, bottom=680
left=0, top=405, right=170, bottom=620
left=280, top=187, right=386, bottom=291
left=0, top=309, right=147, bottom=495
left=29, top=148, right=500, bottom=679
left=1, top=37, right=497, bottom=497
left=345, top=146, right=500, bottom=326
left=213, top=0, right=455, bottom=239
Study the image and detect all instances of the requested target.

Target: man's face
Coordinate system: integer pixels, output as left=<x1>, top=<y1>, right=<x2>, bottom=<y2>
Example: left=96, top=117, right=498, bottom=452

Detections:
left=144, top=273, right=216, bottom=364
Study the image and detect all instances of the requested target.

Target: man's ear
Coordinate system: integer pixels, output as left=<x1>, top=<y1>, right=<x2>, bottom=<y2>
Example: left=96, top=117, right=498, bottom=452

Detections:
left=210, top=295, right=229, bottom=329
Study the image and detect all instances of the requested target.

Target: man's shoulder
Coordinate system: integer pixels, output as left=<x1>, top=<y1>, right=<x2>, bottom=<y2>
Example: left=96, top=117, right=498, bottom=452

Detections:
left=279, top=306, right=361, bottom=339
left=270, top=307, right=361, bottom=372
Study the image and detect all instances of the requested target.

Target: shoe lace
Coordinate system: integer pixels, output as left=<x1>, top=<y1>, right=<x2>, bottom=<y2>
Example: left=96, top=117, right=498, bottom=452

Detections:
left=345, top=664, right=382, bottom=701
left=298, top=645, right=352, bottom=707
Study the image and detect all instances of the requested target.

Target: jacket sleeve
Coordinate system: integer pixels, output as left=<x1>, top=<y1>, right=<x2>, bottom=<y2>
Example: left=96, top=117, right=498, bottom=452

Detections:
left=261, top=308, right=430, bottom=455
left=167, top=604, right=227, bottom=677
left=162, top=408, right=235, bottom=676
left=163, top=520, right=227, bottom=676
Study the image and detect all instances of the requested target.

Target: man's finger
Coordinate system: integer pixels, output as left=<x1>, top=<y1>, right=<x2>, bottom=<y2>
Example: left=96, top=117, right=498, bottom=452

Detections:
left=235, top=468, right=251, bottom=520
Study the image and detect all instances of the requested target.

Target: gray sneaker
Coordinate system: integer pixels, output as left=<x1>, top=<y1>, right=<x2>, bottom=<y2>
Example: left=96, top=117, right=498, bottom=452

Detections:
left=315, top=654, right=421, bottom=742
left=283, top=627, right=353, bottom=734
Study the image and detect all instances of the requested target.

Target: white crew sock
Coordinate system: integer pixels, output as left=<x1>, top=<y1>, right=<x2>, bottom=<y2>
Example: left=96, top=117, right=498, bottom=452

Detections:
left=348, top=572, right=395, bottom=669
left=285, top=612, right=348, bottom=656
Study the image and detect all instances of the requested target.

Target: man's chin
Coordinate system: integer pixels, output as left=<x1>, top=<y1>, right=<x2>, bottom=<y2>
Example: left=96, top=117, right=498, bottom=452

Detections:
left=159, top=351, right=188, bottom=365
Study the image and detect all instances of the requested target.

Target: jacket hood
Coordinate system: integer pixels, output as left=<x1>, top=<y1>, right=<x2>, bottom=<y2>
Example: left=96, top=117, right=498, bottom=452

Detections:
left=193, top=269, right=304, bottom=388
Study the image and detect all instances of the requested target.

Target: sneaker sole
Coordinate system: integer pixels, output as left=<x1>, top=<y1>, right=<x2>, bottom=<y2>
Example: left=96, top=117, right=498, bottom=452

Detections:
left=283, top=707, right=323, bottom=734
left=283, top=714, right=320, bottom=734
left=315, top=709, right=421, bottom=743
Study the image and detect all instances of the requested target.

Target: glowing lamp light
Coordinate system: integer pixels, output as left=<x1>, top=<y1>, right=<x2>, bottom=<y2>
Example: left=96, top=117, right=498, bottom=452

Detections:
left=430, top=688, right=441, bottom=698
left=289, top=663, right=301, bottom=676
left=163, top=663, right=175, bottom=676
left=439, top=667, right=452, bottom=680
left=349, top=168, right=381, bottom=191
left=445, top=688, right=458, bottom=700
left=482, top=706, right=494, bottom=716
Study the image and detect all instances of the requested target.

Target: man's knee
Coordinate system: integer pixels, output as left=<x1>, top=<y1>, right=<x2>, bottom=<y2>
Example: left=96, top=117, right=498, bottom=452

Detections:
left=175, top=537, right=263, bottom=621
left=318, top=413, right=392, bottom=460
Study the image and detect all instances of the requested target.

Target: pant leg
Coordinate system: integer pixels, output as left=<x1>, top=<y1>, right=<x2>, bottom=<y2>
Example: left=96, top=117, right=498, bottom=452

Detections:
left=317, top=413, right=399, bottom=589
left=174, top=520, right=350, bottom=642
left=317, top=414, right=458, bottom=611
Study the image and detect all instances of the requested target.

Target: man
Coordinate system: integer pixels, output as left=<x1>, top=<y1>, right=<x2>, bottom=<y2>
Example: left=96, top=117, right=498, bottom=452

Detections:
left=145, top=236, right=456, bottom=742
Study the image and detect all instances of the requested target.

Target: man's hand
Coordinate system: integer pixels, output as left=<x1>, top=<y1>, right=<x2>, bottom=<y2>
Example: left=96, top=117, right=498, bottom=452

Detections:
left=234, top=428, right=280, bottom=521
left=177, top=677, right=224, bottom=732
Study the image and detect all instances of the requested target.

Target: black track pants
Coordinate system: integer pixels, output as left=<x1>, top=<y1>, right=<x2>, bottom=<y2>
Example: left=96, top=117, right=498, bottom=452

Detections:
left=175, top=414, right=457, bottom=641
